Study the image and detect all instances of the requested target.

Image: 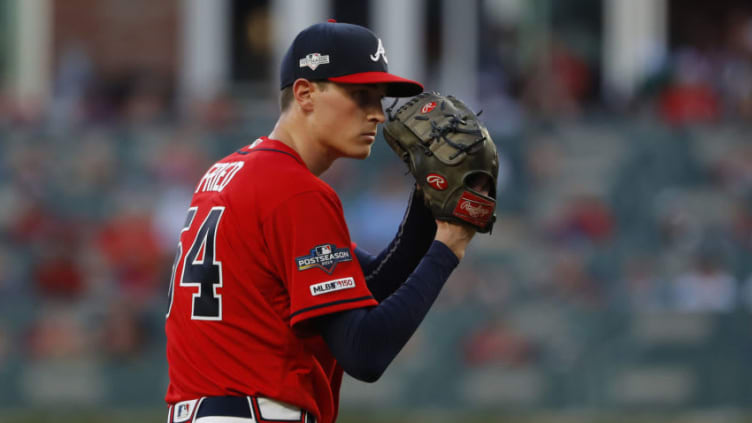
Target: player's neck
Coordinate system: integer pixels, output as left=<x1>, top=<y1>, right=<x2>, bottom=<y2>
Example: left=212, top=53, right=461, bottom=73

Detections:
left=269, top=114, right=335, bottom=176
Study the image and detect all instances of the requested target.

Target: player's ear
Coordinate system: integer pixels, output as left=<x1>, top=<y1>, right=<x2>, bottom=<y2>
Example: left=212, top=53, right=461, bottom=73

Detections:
left=292, top=78, right=315, bottom=112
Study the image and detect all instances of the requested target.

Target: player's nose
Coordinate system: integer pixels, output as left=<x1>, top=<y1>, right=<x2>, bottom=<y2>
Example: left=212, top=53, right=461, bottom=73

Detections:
left=366, top=96, right=386, bottom=123
left=369, top=105, right=386, bottom=124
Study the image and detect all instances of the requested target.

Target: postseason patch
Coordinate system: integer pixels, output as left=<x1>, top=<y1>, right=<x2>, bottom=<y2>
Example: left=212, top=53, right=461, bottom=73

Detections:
left=296, top=244, right=352, bottom=274
left=310, top=277, right=356, bottom=296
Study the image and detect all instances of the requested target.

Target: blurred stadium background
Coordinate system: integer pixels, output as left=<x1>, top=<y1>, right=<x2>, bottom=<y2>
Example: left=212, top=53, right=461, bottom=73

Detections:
left=1, top=0, right=752, bottom=422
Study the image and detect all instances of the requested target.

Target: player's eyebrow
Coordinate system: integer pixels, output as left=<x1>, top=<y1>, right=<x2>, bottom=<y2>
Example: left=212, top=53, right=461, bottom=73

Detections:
left=346, top=84, right=386, bottom=95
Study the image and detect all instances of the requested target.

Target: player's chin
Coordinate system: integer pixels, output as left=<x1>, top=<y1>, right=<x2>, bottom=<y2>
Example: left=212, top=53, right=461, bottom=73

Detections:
left=350, top=146, right=372, bottom=160
left=345, top=140, right=373, bottom=159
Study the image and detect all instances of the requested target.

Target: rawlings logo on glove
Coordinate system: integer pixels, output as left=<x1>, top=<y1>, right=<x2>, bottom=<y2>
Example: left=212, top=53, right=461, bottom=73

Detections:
left=426, top=174, right=447, bottom=190
left=383, top=92, right=499, bottom=233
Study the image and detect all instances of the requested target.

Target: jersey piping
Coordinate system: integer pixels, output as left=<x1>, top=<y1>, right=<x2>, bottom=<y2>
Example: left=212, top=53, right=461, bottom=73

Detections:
left=289, top=295, right=376, bottom=319
left=235, top=147, right=305, bottom=165
left=363, top=190, right=414, bottom=281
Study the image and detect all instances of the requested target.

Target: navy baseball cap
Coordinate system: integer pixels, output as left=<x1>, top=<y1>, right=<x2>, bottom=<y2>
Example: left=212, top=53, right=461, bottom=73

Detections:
left=280, top=21, right=424, bottom=97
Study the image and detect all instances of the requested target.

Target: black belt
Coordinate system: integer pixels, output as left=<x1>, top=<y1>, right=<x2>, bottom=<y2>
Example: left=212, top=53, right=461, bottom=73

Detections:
left=197, top=396, right=255, bottom=419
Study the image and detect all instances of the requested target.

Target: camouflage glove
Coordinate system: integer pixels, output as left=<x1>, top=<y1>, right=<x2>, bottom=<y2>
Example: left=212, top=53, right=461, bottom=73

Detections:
left=383, top=92, right=499, bottom=233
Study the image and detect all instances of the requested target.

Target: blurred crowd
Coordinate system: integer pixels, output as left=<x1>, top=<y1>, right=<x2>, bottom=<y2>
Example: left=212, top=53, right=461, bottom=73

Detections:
left=1, top=4, right=752, bottom=409
left=479, top=5, right=752, bottom=127
left=650, top=8, right=752, bottom=125
left=0, top=68, right=251, bottom=370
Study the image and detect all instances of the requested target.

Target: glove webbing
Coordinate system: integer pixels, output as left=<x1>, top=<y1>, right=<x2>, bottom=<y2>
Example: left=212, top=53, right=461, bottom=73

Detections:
left=419, top=113, right=486, bottom=160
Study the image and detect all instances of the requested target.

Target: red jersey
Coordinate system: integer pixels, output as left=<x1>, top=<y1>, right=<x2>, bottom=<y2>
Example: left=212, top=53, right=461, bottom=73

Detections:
left=165, top=137, right=378, bottom=423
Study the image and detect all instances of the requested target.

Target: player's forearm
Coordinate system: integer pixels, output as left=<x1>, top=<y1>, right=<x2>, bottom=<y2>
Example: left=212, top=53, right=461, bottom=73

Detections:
left=358, top=188, right=436, bottom=301
left=317, top=240, right=457, bottom=382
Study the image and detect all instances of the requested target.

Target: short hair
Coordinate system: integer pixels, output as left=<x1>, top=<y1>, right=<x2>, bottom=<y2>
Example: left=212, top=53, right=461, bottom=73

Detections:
left=280, top=86, right=294, bottom=111
left=279, top=81, right=330, bottom=112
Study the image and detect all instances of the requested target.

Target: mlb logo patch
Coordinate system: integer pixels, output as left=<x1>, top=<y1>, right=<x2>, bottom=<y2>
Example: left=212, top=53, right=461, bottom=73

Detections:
left=173, top=399, right=198, bottom=422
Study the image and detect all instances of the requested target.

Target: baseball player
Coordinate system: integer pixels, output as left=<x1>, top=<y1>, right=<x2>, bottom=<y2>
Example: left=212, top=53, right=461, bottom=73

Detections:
left=165, top=21, right=485, bottom=423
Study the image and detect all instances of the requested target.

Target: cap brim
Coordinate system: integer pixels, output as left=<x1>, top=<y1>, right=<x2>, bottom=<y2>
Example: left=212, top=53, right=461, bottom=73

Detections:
left=328, top=72, right=424, bottom=97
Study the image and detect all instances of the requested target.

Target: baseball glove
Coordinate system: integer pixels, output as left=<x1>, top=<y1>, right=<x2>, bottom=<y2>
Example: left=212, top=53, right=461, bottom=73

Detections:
left=383, top=92, right=499, bottom=233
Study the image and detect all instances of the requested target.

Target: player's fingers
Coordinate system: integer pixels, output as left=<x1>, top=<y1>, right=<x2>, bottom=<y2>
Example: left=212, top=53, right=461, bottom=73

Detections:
left=467, top=173, right=493, bottom=196
left=435, top=219, right=477, bottom=239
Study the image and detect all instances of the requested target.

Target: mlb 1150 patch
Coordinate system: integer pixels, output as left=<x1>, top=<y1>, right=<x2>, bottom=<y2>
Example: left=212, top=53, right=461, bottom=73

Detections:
left=310, top=277, right=356, bottom=296
left=296, top=244, right=352, bottom=274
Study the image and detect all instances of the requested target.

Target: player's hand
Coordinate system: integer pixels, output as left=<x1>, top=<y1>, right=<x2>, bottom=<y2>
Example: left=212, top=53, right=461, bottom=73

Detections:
left=433, top=173, right=491, bottom=260
left=435, top=220, right=476, bottom=260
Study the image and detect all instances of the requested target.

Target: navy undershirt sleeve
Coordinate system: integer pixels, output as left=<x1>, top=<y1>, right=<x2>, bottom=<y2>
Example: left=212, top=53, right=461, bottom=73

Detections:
left=356, top=188, right=436, bottom=302
left=316, top=241, right=459, bottom=382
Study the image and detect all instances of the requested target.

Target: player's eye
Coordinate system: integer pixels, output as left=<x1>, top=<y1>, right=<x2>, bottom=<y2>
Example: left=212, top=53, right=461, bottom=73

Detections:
left=352, top=90, right=370, bottom=104
left=351, top=89, right=380, bottom=109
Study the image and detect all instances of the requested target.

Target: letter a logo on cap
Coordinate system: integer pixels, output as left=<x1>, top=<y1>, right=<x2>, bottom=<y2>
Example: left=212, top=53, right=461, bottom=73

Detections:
left=370, top=38, right=388, bottom=63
